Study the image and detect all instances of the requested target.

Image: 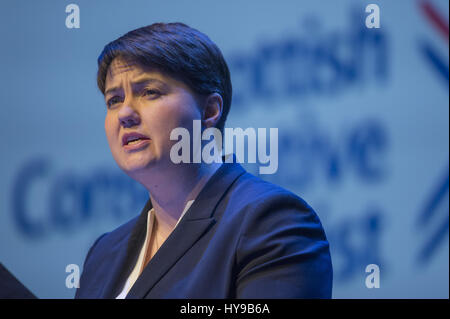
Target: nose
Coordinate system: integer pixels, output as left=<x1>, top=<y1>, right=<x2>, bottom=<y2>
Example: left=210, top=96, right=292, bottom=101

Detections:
left=118, top=103, right=140, bottom=128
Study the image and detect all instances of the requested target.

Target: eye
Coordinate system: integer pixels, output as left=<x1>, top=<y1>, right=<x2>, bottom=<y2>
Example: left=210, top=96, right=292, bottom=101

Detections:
left=144, top=89, right=161, bottom=98
left=106, top=96, right=123, bottom=108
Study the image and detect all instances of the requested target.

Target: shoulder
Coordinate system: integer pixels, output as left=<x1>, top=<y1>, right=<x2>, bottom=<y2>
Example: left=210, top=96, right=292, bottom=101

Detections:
left=221, top=170, right=328, bottom=243
left=226, top=171, right=317, bottom=221
left=225, top=172, right=333, bottom=298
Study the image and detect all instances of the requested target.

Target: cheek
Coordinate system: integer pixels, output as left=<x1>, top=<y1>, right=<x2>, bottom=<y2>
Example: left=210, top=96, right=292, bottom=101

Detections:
left=147, top=104, right=194, bottom=135
left=104, top=115, right=117, bottom=145
left=163, top=97, right=202, bottom=129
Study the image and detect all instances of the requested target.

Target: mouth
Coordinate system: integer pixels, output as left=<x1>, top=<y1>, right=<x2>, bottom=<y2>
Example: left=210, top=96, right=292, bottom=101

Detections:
left=122, top=132, right=151, bottom=152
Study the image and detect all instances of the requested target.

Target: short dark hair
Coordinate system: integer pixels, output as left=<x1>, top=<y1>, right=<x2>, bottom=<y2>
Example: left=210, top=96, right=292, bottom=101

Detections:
left=97, top=22, right=232, bottom=132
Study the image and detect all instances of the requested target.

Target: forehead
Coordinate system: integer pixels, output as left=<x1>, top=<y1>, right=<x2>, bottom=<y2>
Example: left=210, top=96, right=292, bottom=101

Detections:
left=106, top=58, right=144, bottom=83
left=104, top=57, right=186, bottom=91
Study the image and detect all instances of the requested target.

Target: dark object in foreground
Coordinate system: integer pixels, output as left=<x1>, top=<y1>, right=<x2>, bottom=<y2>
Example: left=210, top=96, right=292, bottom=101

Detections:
left=0, top=263, right=37, bottom=299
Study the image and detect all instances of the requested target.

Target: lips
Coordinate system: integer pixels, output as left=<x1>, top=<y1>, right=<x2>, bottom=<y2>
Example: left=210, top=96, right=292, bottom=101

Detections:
left=122, top=132, right=150, bottom=146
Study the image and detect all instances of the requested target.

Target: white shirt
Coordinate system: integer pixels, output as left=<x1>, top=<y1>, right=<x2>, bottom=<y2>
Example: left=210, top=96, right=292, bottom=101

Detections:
left=115, top=199, right=195, bottom=299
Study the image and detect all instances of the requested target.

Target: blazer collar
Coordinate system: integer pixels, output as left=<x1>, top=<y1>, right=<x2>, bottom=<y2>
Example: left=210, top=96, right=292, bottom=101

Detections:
left=118, top=157, right=246, bottom=298
left=99, top=200, right=151, bottom=299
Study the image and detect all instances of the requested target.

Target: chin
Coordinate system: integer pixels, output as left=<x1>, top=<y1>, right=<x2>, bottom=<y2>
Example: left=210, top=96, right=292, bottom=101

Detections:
left=120, top=157, right=157, bottom=176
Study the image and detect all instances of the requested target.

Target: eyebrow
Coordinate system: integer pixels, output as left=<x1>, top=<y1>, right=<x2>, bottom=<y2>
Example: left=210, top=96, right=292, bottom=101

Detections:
left=104, top=77, right=168, bottom=96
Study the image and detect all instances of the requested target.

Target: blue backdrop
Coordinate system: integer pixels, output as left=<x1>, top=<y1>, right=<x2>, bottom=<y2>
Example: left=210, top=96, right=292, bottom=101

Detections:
left=0, top=0, right=448, bottom=298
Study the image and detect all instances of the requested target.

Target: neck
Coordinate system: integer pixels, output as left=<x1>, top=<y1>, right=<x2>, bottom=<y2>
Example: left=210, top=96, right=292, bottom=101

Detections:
left=137, top=161, right=222, bottom=237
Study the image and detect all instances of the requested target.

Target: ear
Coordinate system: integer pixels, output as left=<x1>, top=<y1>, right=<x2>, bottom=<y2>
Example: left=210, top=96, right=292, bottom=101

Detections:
left=202, top=93, right=223, bottom=129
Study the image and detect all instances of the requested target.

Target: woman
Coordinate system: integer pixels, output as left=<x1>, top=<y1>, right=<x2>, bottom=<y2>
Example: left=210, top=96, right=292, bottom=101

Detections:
left=75, top=22, right=332, bottom=299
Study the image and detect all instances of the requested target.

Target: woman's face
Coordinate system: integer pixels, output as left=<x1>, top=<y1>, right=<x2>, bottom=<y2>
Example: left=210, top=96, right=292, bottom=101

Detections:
left=104, top=58, right=203, bottom=177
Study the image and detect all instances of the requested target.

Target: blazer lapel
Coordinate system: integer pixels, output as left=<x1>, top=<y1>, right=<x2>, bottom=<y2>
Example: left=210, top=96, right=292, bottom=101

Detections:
left=126, top=160, right=246, bottom=298
left=99, top=199, right=152, bottom=299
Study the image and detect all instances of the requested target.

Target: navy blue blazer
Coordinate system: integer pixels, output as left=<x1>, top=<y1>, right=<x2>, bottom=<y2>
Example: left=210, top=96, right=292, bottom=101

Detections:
left=75, top=161, right=333, bottom=299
